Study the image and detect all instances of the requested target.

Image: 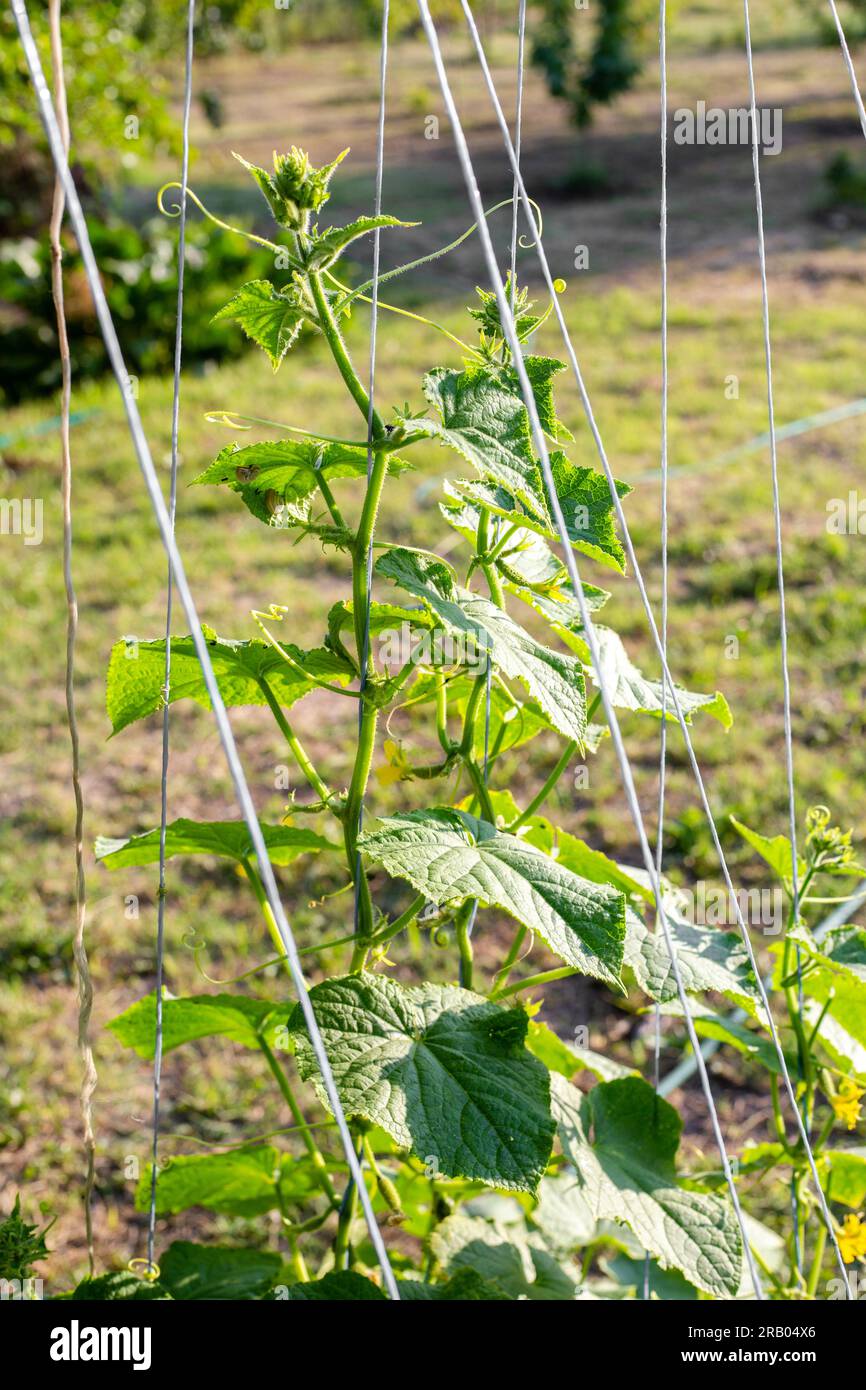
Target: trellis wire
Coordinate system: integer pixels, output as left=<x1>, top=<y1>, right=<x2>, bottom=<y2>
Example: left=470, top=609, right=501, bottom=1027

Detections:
left=644, top=0, right=669, bottom=1304
left=463, top=0, right=526, bottom=974
left=428, top=0, right=763, bottom=1300
left=451, top=0, right=851, bottom=1294
left=741, top=0, right=807, bottom=1275
left=11, top=0, right=399, bottom=1301
left=48, top=0, right=96, bottom=1276
left=353, top=0, right=390, bottom=940
left=827, top=0, right=866, bottom=141
left=147, top=0, right=196, bottom=1277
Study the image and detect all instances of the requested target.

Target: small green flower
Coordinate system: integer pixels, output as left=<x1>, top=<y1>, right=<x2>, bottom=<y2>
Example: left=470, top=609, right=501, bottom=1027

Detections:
left=234, top=146, right=349, bottom=231
left=806, top=804, right=857, bottom=872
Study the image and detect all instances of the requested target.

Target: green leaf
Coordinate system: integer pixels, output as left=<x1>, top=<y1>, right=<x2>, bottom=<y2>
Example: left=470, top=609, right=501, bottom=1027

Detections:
left=194, top=438, right=409, bottom=508
left=288, top=973, right=554, bottom=1192
left=440, top=485, right=610, bottom=629
left=429, top=1211, right=580, bottom=1299
left=359, top=808, right=626, bottom=987
left=574, top=626, right=732, bottom=728
left=822, top=1148, right=866, bottom=1208
left=785, top=926, right=866, bottom=1063
left=516, top=356, right=575, bottom=443
left=159, top=1242, right=282, bottom=1300
left=138, top=1148, right=322, bottom=1217
left=416, top=365, right=550, bottom=522
left=521, top=816, right=653, bottom=903
left=526, top=1020, right=637, bottom=1082
left=303, top=214, right=417, bottom=271
left=656, top=1001, right=787, bottom=1074
left=106, top=630, right=353, bottom=735
left=398, top=1269, right=511, bottom=1300
left=277, top=1271, right=386, bottom=1301
left=552, top=1074, right=743, bottom=1297
left=531, top=1172, right=596, bottom=1253
left=96, top=818, right=335, bottom=870
left=624, top=907, right=764, bottom=1017
left=730, top=816, right=806, bottom=887
left=376, top=546, right=587, bottom=745
left=107, top=991, right=289, bottom=1059
left=212, top=279, right=307, bottom=369
left=71, top=1272, right=172, bottom=1301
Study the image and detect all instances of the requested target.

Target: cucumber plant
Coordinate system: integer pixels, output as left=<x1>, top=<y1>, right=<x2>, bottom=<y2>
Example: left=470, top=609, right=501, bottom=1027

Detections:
left=92, top=147, right=866, bottom=1302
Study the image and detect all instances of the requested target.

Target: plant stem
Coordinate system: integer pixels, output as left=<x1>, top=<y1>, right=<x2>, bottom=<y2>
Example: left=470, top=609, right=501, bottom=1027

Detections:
left=491, top=925, right=528, bottom=995
left=454, top=901, right=475, bottom=989
left=805, top=1222, right=828, bottom=1299
left=258, top=1036, right=337, bottom=1206
left=333, top=1145, right=362, bottom=1271
left=308, top=271, right=385, bottom=434
left=257, top=676, right=334, bottom=805
left=491, top=965, right=578, bottom=1002
left=507, top=740, right=578, bottom=833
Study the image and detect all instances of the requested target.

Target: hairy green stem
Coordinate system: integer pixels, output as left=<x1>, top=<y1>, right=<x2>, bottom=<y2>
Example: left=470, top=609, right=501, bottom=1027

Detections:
left=507, top=740, right=578, bottom=833
left=257, top=676, right=333, bottom=805
left=258, top=1036, right=337, bottom=1206
left=491, top=965, right=578, bottom=1002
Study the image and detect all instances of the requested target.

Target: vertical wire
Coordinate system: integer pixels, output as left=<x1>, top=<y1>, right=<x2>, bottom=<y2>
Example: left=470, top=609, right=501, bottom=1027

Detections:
left=353, top=0, right=390, bottom=933
left=47, top=0, right=96, bottom=1276
left=450, top=0, right=851, bottom=1294
left=644, top=0, right=668, bottom=1303
left=147, top=0, right=196, bottom=1277
left=429, top=0, right=764, bottom=1299
left=827, top=0, right=866, bottom=141
left=342, top=0, right=391, bottom=1269
left=10, top=0, right=400, bottom=1301
left=741, top=0, right=804, bottom=1275
left=464, top=0, right=526, bottom=971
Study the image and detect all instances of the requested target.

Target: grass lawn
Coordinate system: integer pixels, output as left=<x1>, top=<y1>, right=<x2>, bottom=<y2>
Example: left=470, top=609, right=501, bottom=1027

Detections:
left=2, top=16, right=865, bottom=1283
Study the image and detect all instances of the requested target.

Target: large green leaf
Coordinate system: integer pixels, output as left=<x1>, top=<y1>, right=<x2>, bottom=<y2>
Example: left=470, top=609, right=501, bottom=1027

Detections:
left=521, top=816, right=653, bottom=903
left=106, top=629, right=353, bottom=735
left=159, top=1242, right=282, bottom=1300
left=71, top=1272, right=172, bottom=1301
left=376, top=546, right=587, bottom=745
left=398, top=1269, right=511, bottom=1300
left=429, top=1211, right=581, bottom=1300
left=625, top=907, right=764, bottom=1017
left=138, top=1148, right=322, bottom=1217
left=95, top=818, right=336, bottom=870
left=107, top=991, right=289, bottom=1059
left=359, top=808, right=626, bottom=987
left=288, top=973, right=554, bottom=1192
left=415, top=365, right=549, bottom=522
left=573, top=626, right=732, bottom=728
left=212, top=279, right=307, bottom=369
left=552, top=1074, right=743, bottom=1297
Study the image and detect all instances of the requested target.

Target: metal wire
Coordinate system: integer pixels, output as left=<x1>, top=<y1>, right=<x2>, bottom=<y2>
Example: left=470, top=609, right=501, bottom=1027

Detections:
left=431, top=0, right=763, bottom=1300
left=453, top=0, right=851, bottom=1293
left=11, top=0, right=399, bottom=1301
left=644, top=0, right=669, bottom=1303
left=353, top=0, right=391, bottom=946
left=47, top=0, right=96, bottom=1276
left=147, top=0, right=195, bottom=1277
left=827, top=0, right=866, bottom=141
left=463, top=0, right=526, bottom=975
